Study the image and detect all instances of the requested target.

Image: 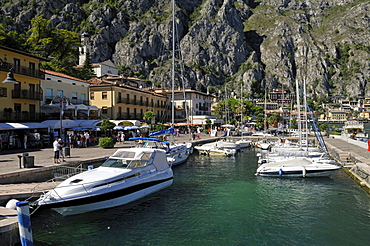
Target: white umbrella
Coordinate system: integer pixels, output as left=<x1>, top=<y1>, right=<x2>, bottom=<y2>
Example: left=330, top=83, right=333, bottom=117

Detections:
left=221, top=124, right=234, bottom=128
left=124, top=126, right=140, bottom=130
left=113, top=126, right=126, bottom=130
left=140, top=125, right=151, bottom=129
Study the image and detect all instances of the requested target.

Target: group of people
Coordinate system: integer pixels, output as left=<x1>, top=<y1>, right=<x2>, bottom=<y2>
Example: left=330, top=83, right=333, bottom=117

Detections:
left=53, top=138, right=66, bottom=164
left=67, top=132, right=93, bottom=148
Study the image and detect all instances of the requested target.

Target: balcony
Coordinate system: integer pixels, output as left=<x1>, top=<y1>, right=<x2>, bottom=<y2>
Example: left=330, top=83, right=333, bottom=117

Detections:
left=0, top=110, right=42, bottom=122
left=12, top=89, right=42, bottom=100
left=116, top=113, right=142, bottom=120
left=0, top=62, right=45, bottom=79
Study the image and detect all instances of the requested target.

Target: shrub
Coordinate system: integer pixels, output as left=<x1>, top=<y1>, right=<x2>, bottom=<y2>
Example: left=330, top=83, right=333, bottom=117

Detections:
left=98, top=137, right=115, bottom=148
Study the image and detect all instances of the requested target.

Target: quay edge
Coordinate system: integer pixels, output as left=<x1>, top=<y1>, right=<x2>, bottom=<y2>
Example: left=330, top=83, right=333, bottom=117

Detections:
left=325, top=140, right=370, bottom=194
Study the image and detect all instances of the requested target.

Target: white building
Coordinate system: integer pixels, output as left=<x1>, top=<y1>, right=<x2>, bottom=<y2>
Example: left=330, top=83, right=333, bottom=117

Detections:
left=41, top=70, right=100, bottom=120
left=78, top=33, right=119, bottom=77
left=92, top=60, right=119, bottom=77
left=155, top=88, right=217, bottom=124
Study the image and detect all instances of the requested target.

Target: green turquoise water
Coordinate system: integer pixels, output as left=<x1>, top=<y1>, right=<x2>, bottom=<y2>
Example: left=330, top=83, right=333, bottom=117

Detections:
left=32, top=149, right=370, bottom=246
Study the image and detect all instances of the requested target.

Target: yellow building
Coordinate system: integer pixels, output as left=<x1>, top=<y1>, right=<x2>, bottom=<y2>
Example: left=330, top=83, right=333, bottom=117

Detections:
left=89, top=78, right=167, bottom=122
left=0, top=46, right=45, bottom=122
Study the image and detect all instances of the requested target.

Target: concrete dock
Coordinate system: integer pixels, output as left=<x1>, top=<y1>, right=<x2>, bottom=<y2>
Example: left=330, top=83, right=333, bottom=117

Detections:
left=0, top=133, right=369, bottom=245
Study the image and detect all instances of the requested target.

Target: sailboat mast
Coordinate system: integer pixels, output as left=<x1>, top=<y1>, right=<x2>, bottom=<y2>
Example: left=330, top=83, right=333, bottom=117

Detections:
left=296, top=79, right=302, bottom=148
left=264, top=87, right=267, bottom=132
left=171, top=0, right=175, bottom=129
left=303, top=77, right=308, bottom=150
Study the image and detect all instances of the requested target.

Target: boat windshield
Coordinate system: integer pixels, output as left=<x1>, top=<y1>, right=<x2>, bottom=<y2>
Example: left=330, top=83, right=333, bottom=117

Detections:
left=101, top=158, right=149, bottom=169
left=101, top=152, right=152, bottom=169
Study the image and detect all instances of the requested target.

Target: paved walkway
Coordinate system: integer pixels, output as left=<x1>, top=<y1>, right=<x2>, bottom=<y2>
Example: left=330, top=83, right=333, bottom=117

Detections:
left=0, top=134, right=207, bottom=176
left=324, top=136, right=370, bottom=159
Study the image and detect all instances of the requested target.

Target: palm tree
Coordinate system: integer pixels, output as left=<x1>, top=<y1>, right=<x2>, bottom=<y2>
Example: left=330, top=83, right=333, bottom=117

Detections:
left=143, top=111, right=155, bottom=128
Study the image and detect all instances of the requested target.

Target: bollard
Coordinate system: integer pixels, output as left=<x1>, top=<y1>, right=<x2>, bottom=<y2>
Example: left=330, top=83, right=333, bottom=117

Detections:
left=17, top=155, right=23, bottom=169
left=16, top=201, right=33, bottom=246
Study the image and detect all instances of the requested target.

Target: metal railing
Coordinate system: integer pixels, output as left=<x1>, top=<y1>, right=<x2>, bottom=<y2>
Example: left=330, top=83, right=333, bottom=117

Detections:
left=0, top=62, right=45, bottom=79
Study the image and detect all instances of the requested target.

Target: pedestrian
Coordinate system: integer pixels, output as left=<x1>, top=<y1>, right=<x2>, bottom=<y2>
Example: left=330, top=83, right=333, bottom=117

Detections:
left=84, top=132, right=90, bottom=147
left=53, top=138, right=60, bottom=164
left=23, top=134, right=27, bottom=149
left=77, top=134, right=81, bottom=148
left=58, top=139, right=66, bottom=162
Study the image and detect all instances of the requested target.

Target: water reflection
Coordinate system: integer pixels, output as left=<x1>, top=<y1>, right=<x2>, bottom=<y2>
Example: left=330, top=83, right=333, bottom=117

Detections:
left=33, top=149, right=370, bottom=246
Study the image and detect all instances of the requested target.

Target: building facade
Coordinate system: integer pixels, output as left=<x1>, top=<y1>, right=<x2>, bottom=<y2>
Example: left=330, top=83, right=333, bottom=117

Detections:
left=0, top=46, right=45, bottom=122
left=155, top=88, right=214, bottom=123
left=41, top=70, right=99, bottom=120
left=89, top=78, right=167, bottom=122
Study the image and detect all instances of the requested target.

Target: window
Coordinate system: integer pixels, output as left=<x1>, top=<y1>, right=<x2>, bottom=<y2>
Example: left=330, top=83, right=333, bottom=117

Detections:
left=29, top=62, right=35, bottom=71
left=29, top=104, right=35, bottom=113
left=81, top=93, right=86, bottom=101
left=102, top=106, right=108, bottom=114
left=29, top=84, right=35, bottom=92
left=57, top=90, right=63, bottom=96
left=46, top=88, right=53, bottom=97
left=90, top=92, right=94, bottom=100
left=102, top=92, right=107, bottom=100
left=0, top=87, right=7, bottom=97
left=72, top=92, right=78, bottom=99
left=13, top=58, right=20, bottom=73
left=14, top=103, right=21, bottom=113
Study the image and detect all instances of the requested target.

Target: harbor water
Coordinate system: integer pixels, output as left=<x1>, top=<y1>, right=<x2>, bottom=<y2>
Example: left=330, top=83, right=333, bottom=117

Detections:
left=32, top=149, right=370, bottom=246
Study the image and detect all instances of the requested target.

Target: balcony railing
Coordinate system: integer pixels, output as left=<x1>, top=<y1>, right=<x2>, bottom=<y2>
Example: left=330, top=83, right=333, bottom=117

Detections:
left=12, top=89, right=42, bottom=100
left=0, top=62, right=45, bottom=79
left=116, top=113, right=143, bottom=120
left=0, top=111, right=42, bottom=122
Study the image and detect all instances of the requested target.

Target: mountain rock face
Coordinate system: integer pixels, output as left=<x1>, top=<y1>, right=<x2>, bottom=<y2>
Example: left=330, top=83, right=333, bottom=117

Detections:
left=1, top=0, right=369, bottom=102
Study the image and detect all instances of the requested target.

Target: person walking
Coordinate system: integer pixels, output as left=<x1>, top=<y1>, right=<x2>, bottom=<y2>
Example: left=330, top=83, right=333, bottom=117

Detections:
left=53, top=138, right=60, bottom=164
left=23, top=134, right=27, bottom=149
left=58, top=139, right=66, bottom=162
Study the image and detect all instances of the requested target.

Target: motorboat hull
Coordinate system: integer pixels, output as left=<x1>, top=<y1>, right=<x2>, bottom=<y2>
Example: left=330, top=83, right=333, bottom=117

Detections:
left=195, top=142, right=236, bottom=156
left=167, top=143, right=193, bottom=166
left=255, top=158, right=341, bottom=177
left=256, top=168, right=340, bottom=177
left=50, top=178, right=173, bottom=216
left=34, top=148, right=173, bottom=216
left=195, top=148, right=236, bottom=156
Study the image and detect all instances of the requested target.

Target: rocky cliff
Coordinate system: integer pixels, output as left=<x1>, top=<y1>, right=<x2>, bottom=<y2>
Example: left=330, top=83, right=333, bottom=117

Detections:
left=1, top=0, right=369, bottom=102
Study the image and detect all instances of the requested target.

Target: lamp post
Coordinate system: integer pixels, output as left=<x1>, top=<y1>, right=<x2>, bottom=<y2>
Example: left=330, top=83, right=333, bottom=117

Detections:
left=50, top=95, right=69, bottom=140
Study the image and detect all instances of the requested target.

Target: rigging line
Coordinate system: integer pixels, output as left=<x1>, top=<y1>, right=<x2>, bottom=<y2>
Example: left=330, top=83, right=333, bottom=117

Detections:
left=174, top=19, right=190, bottom=125
left=171, top=0, right=175, bottom=130
left=298, top=84, right=328, bottom=154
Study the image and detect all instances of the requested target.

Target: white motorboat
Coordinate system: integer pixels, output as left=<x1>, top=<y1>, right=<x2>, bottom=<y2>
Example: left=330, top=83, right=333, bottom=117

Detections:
left=33, top=148, right=173, bottom=216
left=194, top=142, right=236, bottom=156
left=130, top=137, right=192, bottom=166
left=235, top=139, right=252, bottom=148
left=341, top=121, right=368, bottom=139
left=255, top=157, right=341, bottom=177
left=256, top=139, right=271, bottom=150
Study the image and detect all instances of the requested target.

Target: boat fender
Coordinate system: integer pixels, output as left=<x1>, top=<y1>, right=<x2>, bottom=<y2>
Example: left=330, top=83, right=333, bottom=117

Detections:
left=302, top=167, right=306, bottom=177
left=5, top=199, right=19, bottom=210
left=279, top=168, right=283, bottom=176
